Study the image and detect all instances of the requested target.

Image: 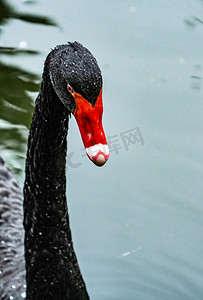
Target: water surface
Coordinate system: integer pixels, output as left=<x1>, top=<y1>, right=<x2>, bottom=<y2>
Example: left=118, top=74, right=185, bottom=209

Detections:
left=0, top=0, right=203, bottom=299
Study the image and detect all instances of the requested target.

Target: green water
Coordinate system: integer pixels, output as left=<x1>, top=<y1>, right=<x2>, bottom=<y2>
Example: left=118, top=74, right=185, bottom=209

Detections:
left=0, top=0, right=203, bottom=299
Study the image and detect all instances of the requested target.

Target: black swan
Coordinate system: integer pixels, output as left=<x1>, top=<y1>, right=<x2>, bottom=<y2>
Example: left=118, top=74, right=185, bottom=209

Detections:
left=0, top=42, right=109, bottom=300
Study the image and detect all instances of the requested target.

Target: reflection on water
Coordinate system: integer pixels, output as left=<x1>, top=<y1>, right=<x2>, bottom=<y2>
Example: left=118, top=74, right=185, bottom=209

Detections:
left=184, top=16, right=203, bottom=30
left=0, top=60, right=37, bottom=178
left=0, top=0, right=57, bottom=180
left=0, top=62, right=38, bottom=127
left=0, top=0, right=57, bottom=27
left=0, top=46, right=39, bottom=55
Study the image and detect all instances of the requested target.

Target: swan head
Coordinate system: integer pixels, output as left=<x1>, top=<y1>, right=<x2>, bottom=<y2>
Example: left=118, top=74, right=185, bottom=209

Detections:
left=47, top=42, right=109, bottom=166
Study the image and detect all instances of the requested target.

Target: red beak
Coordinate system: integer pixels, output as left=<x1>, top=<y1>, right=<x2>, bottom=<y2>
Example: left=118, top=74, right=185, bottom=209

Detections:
left=73, top=89, right=109, bottom=166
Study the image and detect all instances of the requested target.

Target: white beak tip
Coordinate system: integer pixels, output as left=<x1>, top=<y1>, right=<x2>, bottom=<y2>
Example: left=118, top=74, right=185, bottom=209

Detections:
left=86, top=144, right=110, bottom=167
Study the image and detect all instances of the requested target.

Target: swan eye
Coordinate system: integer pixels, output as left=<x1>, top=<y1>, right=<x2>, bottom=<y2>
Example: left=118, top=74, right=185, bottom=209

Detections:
left=67, top=84, right=74, bottom=94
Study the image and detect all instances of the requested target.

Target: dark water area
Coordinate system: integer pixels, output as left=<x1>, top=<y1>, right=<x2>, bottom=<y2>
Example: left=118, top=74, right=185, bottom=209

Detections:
left=0, top=0, right=45, bottom=177
left=0, top=0, right=203, bottom=299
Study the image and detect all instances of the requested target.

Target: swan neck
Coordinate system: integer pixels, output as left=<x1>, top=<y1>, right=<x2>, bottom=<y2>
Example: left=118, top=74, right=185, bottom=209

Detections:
left=23, top=70, right=89, bottom=299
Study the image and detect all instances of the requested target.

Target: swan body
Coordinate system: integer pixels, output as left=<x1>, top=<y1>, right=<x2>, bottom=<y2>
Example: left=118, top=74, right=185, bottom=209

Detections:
left=0, top=42, right=109, bottom=299
left=0, top=156, right=26, bottom=299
